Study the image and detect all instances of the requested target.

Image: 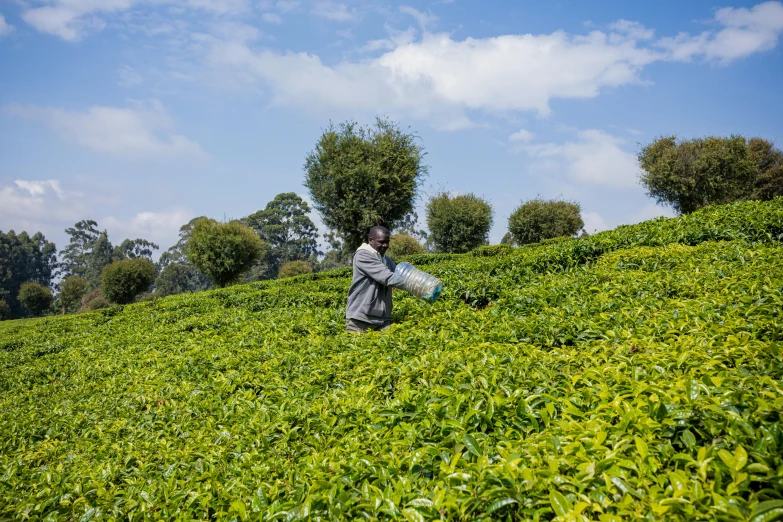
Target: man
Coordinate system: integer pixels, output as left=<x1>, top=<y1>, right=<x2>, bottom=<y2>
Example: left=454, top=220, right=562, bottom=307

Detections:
left=345, top=226, right=404, bottom=333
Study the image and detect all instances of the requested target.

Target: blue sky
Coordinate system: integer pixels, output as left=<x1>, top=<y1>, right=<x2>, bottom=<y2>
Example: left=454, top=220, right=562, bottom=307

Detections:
left=1, top=0, right=782, bottom=257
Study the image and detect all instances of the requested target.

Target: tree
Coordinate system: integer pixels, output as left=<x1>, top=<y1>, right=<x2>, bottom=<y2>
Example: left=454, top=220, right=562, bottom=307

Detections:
left=638, top=135, right=783, bottom=214
left=85, top=231, right=115, bottom=289
left=101, top=259, right=157, bottom=305
left=304, top=118, right=427, bottom=253
left=0, top=230, right=57, bottom=319
left=387, top=233, right=425, bottom=259
left=113, top=239, right=159, bottom=260
left=244, top=192, right=319, bottom=270
left=508, top=198, right=584, bottom=245
left=500, top=232, right=515, bottom=245
left=59, top=220, right=101, bottom=281
left=425, top=192, right=494, bottom=253
left=278, top=260, right=313, bottom=279
left=186, top=218, right=268, bottom=288
left=155, top=263, right=210, bottom=297
left=79, top=287, right=110, bottom=312
left=0, top=299, right=10, bottom=321
left=59, top=275, right=87, bottom=313
left=18, top=282, right=53, bottom=317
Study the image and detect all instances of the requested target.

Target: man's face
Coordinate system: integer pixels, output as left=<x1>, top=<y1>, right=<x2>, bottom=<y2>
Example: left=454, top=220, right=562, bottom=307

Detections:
left=368, top=232, right=390, bottom=255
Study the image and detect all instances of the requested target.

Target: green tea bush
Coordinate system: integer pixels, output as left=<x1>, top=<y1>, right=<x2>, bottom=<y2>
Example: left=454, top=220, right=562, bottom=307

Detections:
left=1, top=198, right=782, bottom=521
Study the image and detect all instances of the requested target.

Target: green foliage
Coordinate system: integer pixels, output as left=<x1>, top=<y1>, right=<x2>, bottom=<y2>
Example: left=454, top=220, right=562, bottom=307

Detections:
left=317, top=248, right=351, bottom=272
left=387, top=233, right=425, bottom=259
left=244, top=193, right=319, bottom=276
left=100, top=259, right=157, bottom=305
left=638, top=135, right=783, bottom=214
left=0, top=299, right=9, bottom=320
left=304, top=118, right=428, bottom=252
left=278, top=260, right=313, bottom=279
left=79, top=287, right=110, bottom=312
left=186, top=218, right=268, bottom=288
left=426, top=192, right=494, bottom=253
left=0, top=229, right=57, bottom=319
left=1, top=198, right=782, bottom=520
left=500, top=232, right=514, bottom=245
left=59, top=275, right=87, bottom=313
left=155, top=263, right=209, bottom=297
left=112, top=238, right=159, bottom=260
left=508, top=198, right=584, bottom=245
left=17, top=281, right=53, bottom=317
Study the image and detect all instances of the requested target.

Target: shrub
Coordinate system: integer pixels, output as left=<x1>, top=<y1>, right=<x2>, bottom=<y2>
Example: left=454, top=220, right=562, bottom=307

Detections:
left=0, top=299, right=10, bottom=320
left=387, top=233, right=425, bottom=259
left=59, top=275, right=87, bottom=313
left=186, top=218, right=268, bottom=288
left=426, top=192, right=494, bottom=253
left=278, top=260, right=313, bottom=279
left=508, top=198, right=584, bottom=245
left=101, top=259, right=157, bottom=305
left=79, top=287, right=111, bottom=312
left=17, top=282, right=53, bottom=317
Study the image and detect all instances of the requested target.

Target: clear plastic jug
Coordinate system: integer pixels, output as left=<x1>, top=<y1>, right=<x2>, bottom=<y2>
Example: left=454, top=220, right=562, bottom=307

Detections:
left=395, top=262, right=442, bottom=303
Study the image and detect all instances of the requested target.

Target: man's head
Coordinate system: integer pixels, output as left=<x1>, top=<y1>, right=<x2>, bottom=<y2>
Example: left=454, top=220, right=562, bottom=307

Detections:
left=367, top=226, right=390, bottom=256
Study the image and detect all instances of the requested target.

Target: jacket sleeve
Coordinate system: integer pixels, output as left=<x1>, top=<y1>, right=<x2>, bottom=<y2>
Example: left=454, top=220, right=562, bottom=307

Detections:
left=355, top=251, right=404, bottom=287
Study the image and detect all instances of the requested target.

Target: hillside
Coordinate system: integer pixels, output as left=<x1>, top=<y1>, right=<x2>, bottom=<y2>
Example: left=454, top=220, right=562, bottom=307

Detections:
left=1, top=199, right=783, bottom=521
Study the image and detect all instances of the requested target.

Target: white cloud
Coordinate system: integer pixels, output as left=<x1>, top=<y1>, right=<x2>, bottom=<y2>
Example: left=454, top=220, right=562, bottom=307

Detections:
left=22, top=0, right=134, bottom=41
left=275, top=0, right=300, bottom=13
left=103, top=208, right=194, bottom=253
left=311, top=1, right=356, bottom=22
left=117, top=65, right=144, bottom=86
left=508, top=129, right=535, bottom=143
left=184, top=0, right=249, bottom=15
left=581, top=211, right=608, bottom=233
left=0, top=13, right=13, bottom=36
left=519, top=130, right=641, bottom=188
left=198, top=2, right=783, bottom=128
left=609, top=20, right=654, bottom=41
left=262, top=12, right=282, bottom=24
left=399, top=6, right=436, bottom=31
left=659, top=1, right=783, bottom=62
left=5, top=100, right=204, bottom=158
left=0, top=180, right=85, bottom=238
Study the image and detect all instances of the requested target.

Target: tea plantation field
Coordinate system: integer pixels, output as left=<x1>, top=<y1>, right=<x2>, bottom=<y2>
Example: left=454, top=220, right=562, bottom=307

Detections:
left=1, top=199, right=783, bottom=521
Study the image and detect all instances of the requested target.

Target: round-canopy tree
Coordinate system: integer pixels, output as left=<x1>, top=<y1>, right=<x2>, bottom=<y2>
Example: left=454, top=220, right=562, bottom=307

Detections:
left=278, top=260, right=313, bottom=279
left=18, top=282, right=53, bottom=317
left=304, top=118, right=427, bottom=253
left=638, top=135, right=783, bottom=214
left=386, top=233, right=425, bottom=259
left=425, top=192, right=494, bottom=253
left=508, top=198, right=584, bottom=245
left=101, top=258, right=157, bottom=304
left=59, top=275, right=87, bottom=313
left=186, top=218, right=268, bottom=288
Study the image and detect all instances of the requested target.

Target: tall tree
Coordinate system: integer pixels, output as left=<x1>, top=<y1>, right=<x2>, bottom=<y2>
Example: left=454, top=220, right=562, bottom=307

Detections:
left=0, top=230, right=57, bottom=319
left=59, top=220, right=100, bottom=280
left=304, top=118, right=427, bottom=252
left=508, top=198, right=584, bottom=245
left=425, top=192, right=494, bottom=253
left=244, top=192, right=319, bottom=275
left=113, top=239, right=159, bottom=260
left=638, top=135, right=783, bottom=214
left=155, top=217, right=211, bottom=295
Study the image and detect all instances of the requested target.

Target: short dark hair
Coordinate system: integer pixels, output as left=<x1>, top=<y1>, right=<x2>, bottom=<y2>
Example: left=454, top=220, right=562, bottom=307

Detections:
left=368, top=226, right=390, bottom=239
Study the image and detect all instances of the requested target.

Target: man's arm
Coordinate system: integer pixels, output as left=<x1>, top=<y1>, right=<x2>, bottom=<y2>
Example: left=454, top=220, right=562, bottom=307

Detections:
left=355, top=251, right=404, bottom=287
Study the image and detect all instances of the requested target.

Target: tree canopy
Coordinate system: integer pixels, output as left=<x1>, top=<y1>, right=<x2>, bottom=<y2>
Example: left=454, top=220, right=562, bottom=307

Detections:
left=18, top=282, right=53, bottom=317
left=185, top=218, right=268, bottom=288
left=0, top=230, right=57, bottom=319
left=638, top=135, right=783, bottom=214
left=244, top=192, right=319, bottom=276
left=387, top=233, right=426, bottom=259
left=304, top=118, right=427, bottom=253
left=155, top=217, right=211, bottom=295
left=508, top=198, right=584, bottom=245
left=101, top=259, right=157, bottom=305
left=425, top=192, right=494, bottom=253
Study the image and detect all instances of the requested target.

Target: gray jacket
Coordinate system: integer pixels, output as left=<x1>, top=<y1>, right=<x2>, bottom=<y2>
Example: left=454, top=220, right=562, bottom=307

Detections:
left=346, top=243, right=404, bottom=324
